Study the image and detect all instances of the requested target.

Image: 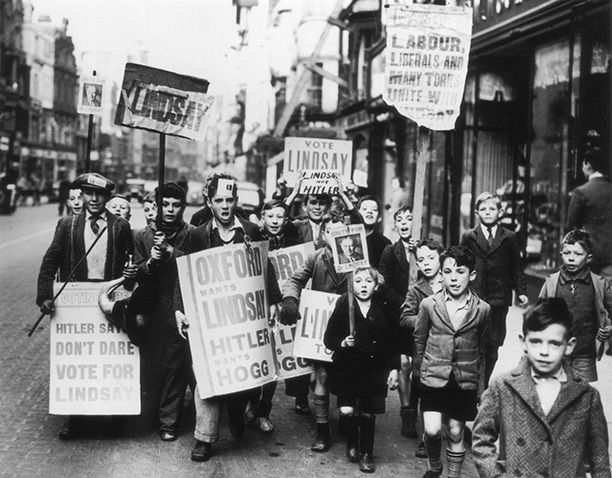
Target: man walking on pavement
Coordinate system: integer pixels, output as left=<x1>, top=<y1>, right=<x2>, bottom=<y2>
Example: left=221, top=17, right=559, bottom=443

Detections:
left=36, top=172, right=133, bottom=440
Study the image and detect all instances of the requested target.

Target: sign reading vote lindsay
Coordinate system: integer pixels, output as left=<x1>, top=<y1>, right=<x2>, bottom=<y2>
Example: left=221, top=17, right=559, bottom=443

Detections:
left=49, top=282, right=140, bottom=415
left=177, top=242, right=276, bottom=399
left=115, top=63, right=214, bottom=141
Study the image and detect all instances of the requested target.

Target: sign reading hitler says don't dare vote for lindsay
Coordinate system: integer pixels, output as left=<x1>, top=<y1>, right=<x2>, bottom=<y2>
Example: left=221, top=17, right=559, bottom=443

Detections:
left=115, top=63, right=214, bottom=141
left=269, top=243, right=315, bottom=380
left=383, top=2, right=472, bottom=130
left=177, top=242, right=276, bottom=399
left=284, top=137, right=352, bottom=194
left=49, top=282, right=140, bottom=415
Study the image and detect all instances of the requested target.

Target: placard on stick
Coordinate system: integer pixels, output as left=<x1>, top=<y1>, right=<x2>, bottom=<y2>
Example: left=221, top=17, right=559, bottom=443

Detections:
left=292, top=289, right=339, bottom=362
left=49, top=282, right=140, bottom=415
left=77, top=76, right=106, bottom=116
left=330, top=224, right=370, bottom=274
left=177, top=241, right=277, bottom=399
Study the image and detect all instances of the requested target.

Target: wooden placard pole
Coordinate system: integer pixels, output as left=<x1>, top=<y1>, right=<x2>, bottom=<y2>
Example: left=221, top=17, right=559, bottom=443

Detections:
left=409, top=127, right=430, bottom=284
left=156, top=133, right=166, bottom=229
left=347, top=271, right=355, bottom=335
left=84, top=70, right=97, bottom=173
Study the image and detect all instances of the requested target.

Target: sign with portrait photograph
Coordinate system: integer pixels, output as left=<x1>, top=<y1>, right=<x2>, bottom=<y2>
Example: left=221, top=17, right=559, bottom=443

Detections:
left=330, top=224, right=370, bottom=274
left=49, top=282, right=140, bottom=415
left=77, top=76, right=106, bottom=115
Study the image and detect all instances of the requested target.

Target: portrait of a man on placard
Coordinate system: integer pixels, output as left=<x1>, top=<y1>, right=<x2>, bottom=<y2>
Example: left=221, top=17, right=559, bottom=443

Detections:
left=82, top=83, right=102, bottom=107
left=336, top=234, right=364, bottom=264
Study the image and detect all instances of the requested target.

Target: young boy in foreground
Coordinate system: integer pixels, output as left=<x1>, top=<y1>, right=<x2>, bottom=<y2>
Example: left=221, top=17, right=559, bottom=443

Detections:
left=472, top=298, right=611, bottom=478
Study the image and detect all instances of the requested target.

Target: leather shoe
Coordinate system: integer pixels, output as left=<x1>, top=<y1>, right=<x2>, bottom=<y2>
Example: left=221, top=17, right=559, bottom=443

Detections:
left=359, top=453, right=376, bottom=473
left=191, top=440, right=212, bottom=462
left=257, top=417, right=275, bottom=433
left=311, top=432, right=330, bottom=453
left=159, top=430, right=177, bottom=442
left=294, top=398, right=310, bottom=415
left=423, top=469, right=443, bottom=478
left=58, top=425, right=75, bottom=441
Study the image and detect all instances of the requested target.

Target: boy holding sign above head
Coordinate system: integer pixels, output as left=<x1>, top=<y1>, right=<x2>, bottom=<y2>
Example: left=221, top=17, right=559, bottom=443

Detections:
left=173, top=173, right=282, bottom=463
left=357, top=195, right=391, bottom=268
left=378, top=205, right=418, bottom=437
left=280, top=211, right=349, bottom=453
left=324, top=266, right=401, bottom=473
left=133, top=182, right=195, bottom=442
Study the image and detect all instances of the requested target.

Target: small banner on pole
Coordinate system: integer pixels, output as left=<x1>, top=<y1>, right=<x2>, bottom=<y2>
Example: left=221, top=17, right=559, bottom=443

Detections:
left=284, top=137, right=353, bottom=194
left=115, top=63, right=214, bottom=141
left=49, top=282, right=140, bottom=415
left=330, top=224, right=370, bottom=274
left=177, top=242, right=277, bottom=399
left=269, top=242, right=315, bottom=379
left=293, top=290, right=339, bottom=362
left=77, top=76, right=106, bottom=116
left=383, top=2, right=472, bottom=130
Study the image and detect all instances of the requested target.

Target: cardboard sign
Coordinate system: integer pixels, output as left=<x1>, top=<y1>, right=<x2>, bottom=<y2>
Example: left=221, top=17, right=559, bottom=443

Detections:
left=293, top=290, right=339, bottom=363
left=284, top=137, right=353, bottom=192
left=330, top=224, right=370, bottom=274
left=269, top=243, right=315, bottom=380
left=383, top=3, right=472, bottom=130
left=49, top=282, right=140, bottom=415
left=77, top=76, right=105, bottom=116
left=115, top=63, right=214, bottom=141
left=177, top=242, right=276, bottom=399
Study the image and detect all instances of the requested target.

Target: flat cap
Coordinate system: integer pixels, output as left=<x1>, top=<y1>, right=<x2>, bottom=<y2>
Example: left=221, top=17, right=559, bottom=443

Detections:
left=73, top=173, right=115, bottom=194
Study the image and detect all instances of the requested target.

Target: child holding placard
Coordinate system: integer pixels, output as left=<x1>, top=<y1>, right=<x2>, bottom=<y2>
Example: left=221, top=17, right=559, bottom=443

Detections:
left=324, top=266, right=400, bottom=473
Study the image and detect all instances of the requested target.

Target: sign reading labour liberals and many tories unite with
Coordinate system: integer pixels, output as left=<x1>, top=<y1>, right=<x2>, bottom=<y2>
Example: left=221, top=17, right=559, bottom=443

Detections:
left=383, top=2, right=472, bottom=130
left=284, top=137, right=353, bottom=194
left=177, top=242, right=276, bottom=399
left=115, top=63, right=214, bottom=141
left=268, top=243, right=315, bottom=379
left=49, top=283, right=140, bottom=415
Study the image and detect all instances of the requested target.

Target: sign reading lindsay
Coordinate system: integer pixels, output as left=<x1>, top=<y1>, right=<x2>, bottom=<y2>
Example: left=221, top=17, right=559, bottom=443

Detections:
left=177, top=242, right=276, bottom=399
left=269, top=243, right=315, bottom=379
left=293, top=290, right=339, bottom=363
left=284, top=137, right=352, bottom=194
left=115, top=63, right=214, bottom=141
left=49, top=283, right=140, bottom=415
left=383, top=2, right=472, bottom=130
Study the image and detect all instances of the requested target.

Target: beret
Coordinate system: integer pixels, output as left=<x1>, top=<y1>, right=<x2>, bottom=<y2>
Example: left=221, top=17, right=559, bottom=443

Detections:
left=73, top=173, right=115, bottom=193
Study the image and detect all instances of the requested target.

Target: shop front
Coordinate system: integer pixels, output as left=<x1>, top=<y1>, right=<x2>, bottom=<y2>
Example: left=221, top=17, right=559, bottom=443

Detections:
left=457, top=0, right=610, bottom=298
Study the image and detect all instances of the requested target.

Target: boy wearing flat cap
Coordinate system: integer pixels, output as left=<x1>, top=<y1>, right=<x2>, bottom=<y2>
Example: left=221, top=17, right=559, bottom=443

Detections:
left=36, top=172, right=133, bottom=440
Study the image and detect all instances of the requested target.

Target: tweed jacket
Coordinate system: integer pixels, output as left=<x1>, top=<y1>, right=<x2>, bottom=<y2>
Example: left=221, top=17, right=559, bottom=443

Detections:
left=37, top=211, right=133, bottom=305
left=413, top=290, right=491, bottom=390
left=567, top=176, right=612, bottom=267
left=399, top=277, right=434, bottom=331
left=460, top=225, right=527, bottom=307
left=282, top=246, right=347, bottom=299
left=378, top=240, right=411, bottom=311
left=472, top=356, right=611, bottom=478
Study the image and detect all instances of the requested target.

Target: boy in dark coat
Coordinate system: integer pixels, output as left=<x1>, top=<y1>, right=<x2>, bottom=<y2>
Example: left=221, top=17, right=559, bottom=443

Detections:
left=472, top=298, right=611, bottom=478
left=460, top=192, right=528, bottom=386
left=356, top=195, right=391, bottom=268
left=414, top=246, right=491, bottom=478
left=378, top=205, right=417, bottom=436
left=324, top=266, right=400, bottom=473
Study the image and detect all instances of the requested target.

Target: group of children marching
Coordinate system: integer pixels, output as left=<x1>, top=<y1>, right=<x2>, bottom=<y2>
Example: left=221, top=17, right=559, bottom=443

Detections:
left=56, top=173, right=612, bottom=477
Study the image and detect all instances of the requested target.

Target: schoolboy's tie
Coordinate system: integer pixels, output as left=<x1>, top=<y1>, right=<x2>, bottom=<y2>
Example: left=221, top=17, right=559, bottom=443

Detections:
left=486, top=226, right=494, bottom=247
left=90, top=215, right=100, bottom=235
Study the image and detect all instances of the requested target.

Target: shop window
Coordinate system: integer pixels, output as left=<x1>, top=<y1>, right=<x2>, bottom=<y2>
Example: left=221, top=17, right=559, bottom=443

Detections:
left=526, top=40, right=571, bottom=273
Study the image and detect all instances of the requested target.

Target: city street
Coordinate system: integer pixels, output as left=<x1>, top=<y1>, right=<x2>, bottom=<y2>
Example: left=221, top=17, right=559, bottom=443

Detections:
left=0, top=203, right=611, bottom=478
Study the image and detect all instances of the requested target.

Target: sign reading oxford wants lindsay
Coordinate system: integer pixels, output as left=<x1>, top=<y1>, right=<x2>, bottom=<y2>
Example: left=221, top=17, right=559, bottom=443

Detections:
left=284, top=137, right=352, bottom=194
left=115, top=63, right=214, bottom=141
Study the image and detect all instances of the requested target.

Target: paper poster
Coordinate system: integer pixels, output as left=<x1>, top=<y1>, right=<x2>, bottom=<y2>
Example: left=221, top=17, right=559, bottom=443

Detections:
left=269, top=243, right=315, bottom=379
left=330, top=224, right=370, bottom=274
left=115, top=63, right=214, bottom=141
left=177, top=241, right=277, bottom=399
left=49, top=282, right=140, bottom=415
left=292, top=289, right=339, bottom=363
left=77, top=76, right=106, bottom=116
left=383, top=3, right=472, bottom=130
left=284, top=137, right=353, bottom=193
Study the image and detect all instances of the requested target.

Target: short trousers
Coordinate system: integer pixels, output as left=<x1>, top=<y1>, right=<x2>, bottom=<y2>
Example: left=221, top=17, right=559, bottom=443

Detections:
left=419, top=375, right=478, bottom=422
left=568, top=356, right=598, bottom=382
